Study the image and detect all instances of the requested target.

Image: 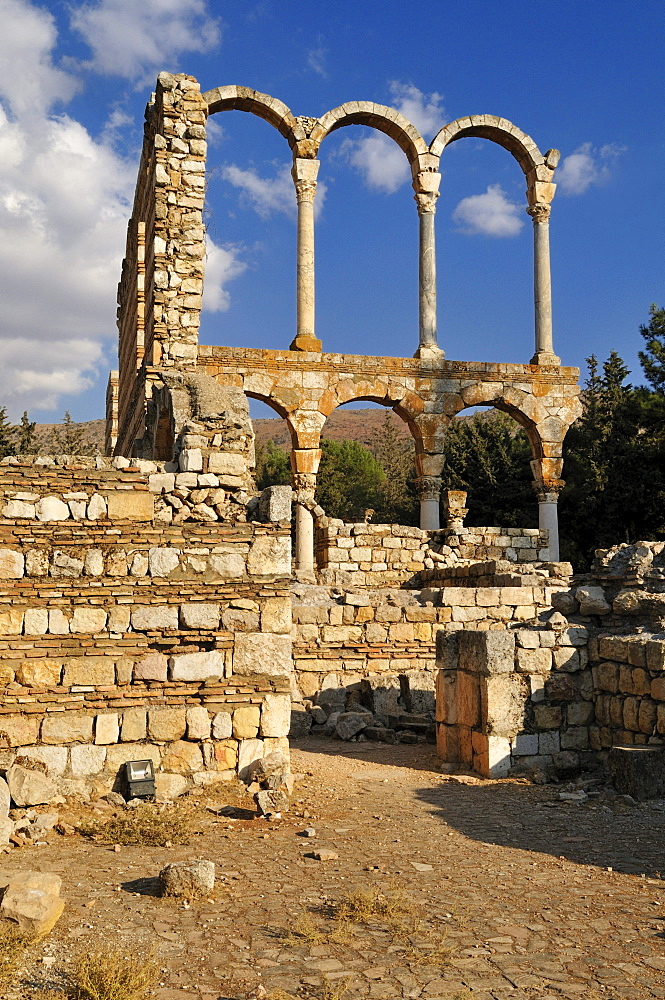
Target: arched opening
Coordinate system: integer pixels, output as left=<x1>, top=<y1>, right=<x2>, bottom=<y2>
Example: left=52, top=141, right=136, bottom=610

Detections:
left=246, top=396, right=294, bottom=490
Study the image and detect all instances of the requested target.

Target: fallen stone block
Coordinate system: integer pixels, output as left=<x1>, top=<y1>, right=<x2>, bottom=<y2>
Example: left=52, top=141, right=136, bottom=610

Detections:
left=335, top=712, right=368, bottom=741
left=255, top=788, right=289, bottom=816
left=159, top=859, right=215, bottom=898
left=6, top=764, right=56, bottom=807
left=0, top=871, right=64, bottom=936
left=609, top=744, right=665, bottom=800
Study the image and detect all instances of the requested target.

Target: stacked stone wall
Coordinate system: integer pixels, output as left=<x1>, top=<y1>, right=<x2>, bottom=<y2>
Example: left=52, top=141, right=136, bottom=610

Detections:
left=0, top=463, right=292, bottom=799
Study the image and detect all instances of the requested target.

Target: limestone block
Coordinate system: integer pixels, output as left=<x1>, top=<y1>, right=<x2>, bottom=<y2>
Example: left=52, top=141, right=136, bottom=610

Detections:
left=233, top=705, right=260, bottom=738
left=36, top=496, right=70, bottom=521
left=26, top=550, right=49, bottom=576
left=131, top=605, right=178, bottom=630
left=538, top=731, right=560, bottom=754
left=180, top=448, right=203, bottom=472
left=16, top=658, right=61, bottom=687
left=458, top=630, right=515, bottom=676
left=259, top=694, right=291, bottom=738
left=3, top=500, right=35, bottom=518
left=48, top=609, right=69, bottom=634
left=7, top=764, right=57, bottom=806
left=86, top=493, right=107, bottom=519
left=108, top=607, right=131, bottom=634
left=180, top=602, right=221, bottom=629
left=17, top=746, right=67, bottom=776
left=0, top=716, right=39, bottom=747
left=208, top=551, right=247, bottom=578
left=513, top=733, right=539, bottom=756
left=553, top=648, right=580, bottom=672
left=104, top=742, right=161, bottom=773
left=559, top=626, right=589, bottom=647
left=639, top=699, right=658, bottom=734
left=50, top=550, right=84, bottom=578
left=652, top=678, right=665, bottom=702
left=84, top=549, right=104, bottom=576
left=133, top=653, right=168, bottom=681
left=486, top=735, right=512, bottom=778
left=23, top=608, right=48, bottom=635
left=575, top=585, right=610, bottom=616
left=0, top=607, right=23, bottom=635
left=186, top=706, right=211, bottom=740
left=259, top=485, right=292, bottom=522
left=516, top=648, right=552, bottom=674
left=647, top=640, right=665, bottom=672
left=260, top=597, right=292, bottom=634
left=237, top=738, right=264, bottom=780
left=484, top=675, right=525, bottom=736
left=129, top=552, right=149, bottom=577
left=95, top=713, right=119, bottom=745
left=560, top=727, right=589, bottom=750
left=41, top=713, right=94, bottom=744
left=62, top=658, right=115, bottom=686
left=233, top=633, right=292, bottom=676
left=68, top=500, right=87, bottom=519
left=169, top=650, right=225, bottom=682
left=222, top=608, right=260, bottom=631
left=212, top=711, right=232, bottom=739
left=593, top=661, right=620, bottom=694
left=0, top=872, right=64, bottom=936
left=214, top=739, right=237, bottom=770
left=70, top=744, right=107, bottom=776
left=567, top=701, right=595, bottom=726
left=149, top=473, right=176, bottom=494
left=534, top=705, right=563, bottom=729
left=107, top=490, right=154, bottom=521
left=516, top=630, right=540, bottom=649
left=121, top=708, right=147, bottom=742
left=148, top=708, right=187, bottom=742
left=0, top=549, right=24, bottom=578
left=70, top=607, right=108, bottom=633
left=0, top=775, right=9, bottom=816
left=247, top=535, right=291, bottom=577
left=208, top=452, right=246, bottom=476
left=155, top=773, right=189, bottom=800
left=161, top=740, right=203, bottom=774
left=149, top=547, right=181, bottom=577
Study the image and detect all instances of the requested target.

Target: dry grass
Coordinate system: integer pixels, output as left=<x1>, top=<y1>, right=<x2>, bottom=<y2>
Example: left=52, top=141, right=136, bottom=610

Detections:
left=53, top=947, right=160, bottom=1000
left=79, top=802, right=191, bottom=847
left=0, top=921, right=34, bottom=991
left=286, top=913, right=326, bottom=945
left=321, top=977, right=351, bottom=1000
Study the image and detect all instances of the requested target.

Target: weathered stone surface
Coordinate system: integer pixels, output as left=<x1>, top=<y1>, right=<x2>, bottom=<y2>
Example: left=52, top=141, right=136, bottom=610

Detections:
left=23, top=608, right=49, bottom=634
left=148, top=708, right=187, bottom=742
left=360, top=675, right=402, bottom=717
left=70, top=607, right=108, bottom=633
left=0, top=816, right=13, bottom=845
left=84, top=548, right=105, bottom=575
left=170, top=650, right=225, bottom=681
left=575, top=585, right=611, bottom=615
left=516, top=647, right=552, bottom=674
left=214, top=739, right=238, bottom=770
left=3, top=499, right=35, bottom=518
left=0, top=548, right=24, bottom=578
left=41, top=714, right=94, bottom=744
left=233, top=705, right=260, bottom=739
left=0, top=716, right=40, bottom=747
left=120, top=708, right=147, bottom=742
left=50, top=550, right=84, bottom=577
left=36, top=496, right=70, bottom=521
left=0, top=607, right=24, bottom=634
left=104, top=743, right=161, bottom=773
left=0, top=872, right=64, bottom=935
left=95, top=713, right=119, bottom=745
left=7, top=764, right=57, bottom=806
left=70, top=744, right=106, bottom=777
left=149, top=546, right=181, bottom=576
left=16, top=659, right=61, bottom=687
left=259, top=485, right=292, bottom=522
left=87, top=493, right=107, bottom=519
left=155, top=772, right=189, bottom=800
left=160, top=859, right=215, bottom=897
left=609, top=745, right=665, bottom=800
left=186, top=706, right=211, bottom=740
left=458, top=630, right=516, bottom=676
left=180, top=602, right=221, bottom=629
left=107, top=490, right=154, bottom=521
left=161, top=740, right=203, bottom=774
left=208, top=552, right=246, bottom=578
left=233, top=633, right=292, bottom=676
left=289, top=706, right=313, bottom=737
left=0, top=775, right=10, bottom=816
left=62, top=659, right=115, bottom=686
left=255, top=788, right=289, bottom=815
left=259, top=694, right=291, bottom=737
left=260, top=597, right=291, bottom=633
left=133, top=653, right=168, bottom=681
left=131, top=605, right=179, bottom=630
left=336, top=712, right=368, bottom=741
left=237, top=738, right=265, bottom=781
left=208, top=453, right=246, bottom=476
left=211, top=711, right=232, bottom=740
left=247, top=535, right=291, bottom=577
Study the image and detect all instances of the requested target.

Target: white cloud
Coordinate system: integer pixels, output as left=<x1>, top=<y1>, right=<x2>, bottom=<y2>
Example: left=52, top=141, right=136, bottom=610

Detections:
left=70, top=0, right=221, bottom=82
left=556, top=141, right=626, bottom=195
left=222, top=163, right=327, bottom=220
left=453, top=184, right=524, bottom=237
left=0, top=0, right=240, bottom=418
left=344, top=81, right=445, bottom=194
left=202, top=239, right=247, bottom=312
left=306, top=46, right=327, bottom=78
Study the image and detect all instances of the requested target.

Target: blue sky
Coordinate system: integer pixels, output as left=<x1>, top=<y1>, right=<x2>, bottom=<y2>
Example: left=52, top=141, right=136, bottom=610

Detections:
left=0, top=0, right=661, bottom=422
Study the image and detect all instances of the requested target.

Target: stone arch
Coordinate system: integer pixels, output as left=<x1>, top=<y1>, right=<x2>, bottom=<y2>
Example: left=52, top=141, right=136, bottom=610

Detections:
left=451, top=384, right=545, bottom=464
left=430, top=115, right=546, bottom=176
left=310, top=102, right=428, bottom=165
left=203, top=85, right=306, bottom=149
left=242, top=390, right=302, bottom=452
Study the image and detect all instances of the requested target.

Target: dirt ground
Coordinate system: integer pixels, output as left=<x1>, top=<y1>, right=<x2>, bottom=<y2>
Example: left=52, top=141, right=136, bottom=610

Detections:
left=4, top=738, right=665, bottom=1000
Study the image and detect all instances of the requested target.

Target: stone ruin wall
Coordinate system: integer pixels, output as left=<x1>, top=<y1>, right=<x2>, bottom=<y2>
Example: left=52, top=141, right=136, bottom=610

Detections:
left=0, top=457, right=293, bottom=802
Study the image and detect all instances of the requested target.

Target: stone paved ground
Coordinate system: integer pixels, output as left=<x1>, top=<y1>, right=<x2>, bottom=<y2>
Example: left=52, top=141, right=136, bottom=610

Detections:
left=5, top=739, right=665, bottom=1000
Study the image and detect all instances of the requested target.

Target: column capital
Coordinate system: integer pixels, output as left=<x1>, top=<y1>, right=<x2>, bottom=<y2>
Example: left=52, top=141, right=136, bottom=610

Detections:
left=291, top=157, right=320, bottom=204
left=292, top=471, right=317, bottom=502
left=527, top=202, right=551, bottom=223
left=533, top=479, right=565, bottom=502
left=412, top=170, right=441, bottom=215
left=416, top=475, right=442, bottom=502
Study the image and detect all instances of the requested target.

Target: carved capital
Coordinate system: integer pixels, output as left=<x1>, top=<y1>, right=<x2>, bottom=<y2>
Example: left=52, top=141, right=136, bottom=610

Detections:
left=533, top=479, right=565, bottom=502
left=527, top=202, right=551, bottom=223
left=292, top=472, right=317, bottom=502
left=416, top=475, right=442, bottom=502
left=292, top=157, right=320, bottom=204
left=414, top=190, right=439, bottom=216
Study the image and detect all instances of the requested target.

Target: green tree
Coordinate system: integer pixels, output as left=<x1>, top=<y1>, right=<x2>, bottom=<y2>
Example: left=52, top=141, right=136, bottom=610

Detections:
left=315, top=438, right=385, bottom=522
left=255, top=439, right=291, bottom=490
left=440, top=410, right=535, bottom=528
left=50, top=411, right=93, bottom=455
left=638, top=303, right=665, bottom=394
left=0, top=407, right=15, bottom=459
left=370, top=411, right=418, bottom=525
left=14, top=411, right=37, bottom=454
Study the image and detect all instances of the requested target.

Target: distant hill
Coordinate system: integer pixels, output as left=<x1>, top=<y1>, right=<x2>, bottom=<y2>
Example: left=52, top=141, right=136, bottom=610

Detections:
left=33, top=419, right=105, bottom=454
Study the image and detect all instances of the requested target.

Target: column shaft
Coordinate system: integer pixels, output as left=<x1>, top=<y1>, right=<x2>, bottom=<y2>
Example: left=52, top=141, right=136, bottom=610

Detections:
left=294, top=503, right=315, bottom=575
left=290, top=158, right=321, bottom=353
left=419, top=209, right=437, bottom=349
left=529, top=204, right=560, bottom=365
left=538, top=498, right=560, bottom=561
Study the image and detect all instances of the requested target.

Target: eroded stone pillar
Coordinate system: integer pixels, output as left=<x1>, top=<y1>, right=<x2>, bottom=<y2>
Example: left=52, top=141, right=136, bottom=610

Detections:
left=291, top=447, right=321, bottom=579
left=413, top=171, right=443, bottom=360
left=528, top=203, right=560, bottom=366
left=290, top=158, right=322, bottom=353
left=416, top=475, right=442, bottom=530
left=534, top=481, right=564, bottom=561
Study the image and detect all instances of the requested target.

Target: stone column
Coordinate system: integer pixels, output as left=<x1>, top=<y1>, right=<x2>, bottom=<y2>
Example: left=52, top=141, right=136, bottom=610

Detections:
left=413, top=171, right=443, bottom=360
left=442, top=490, right=468, bottom=533
left=533, top=481, right=564, bottom=561
left=416, top=475, right=442, bottom=531
left=292, top=473, right=317, bottom=578
left=289, top=158, right=322, bottom=353
left=528, top=203, right=560, bottom=366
